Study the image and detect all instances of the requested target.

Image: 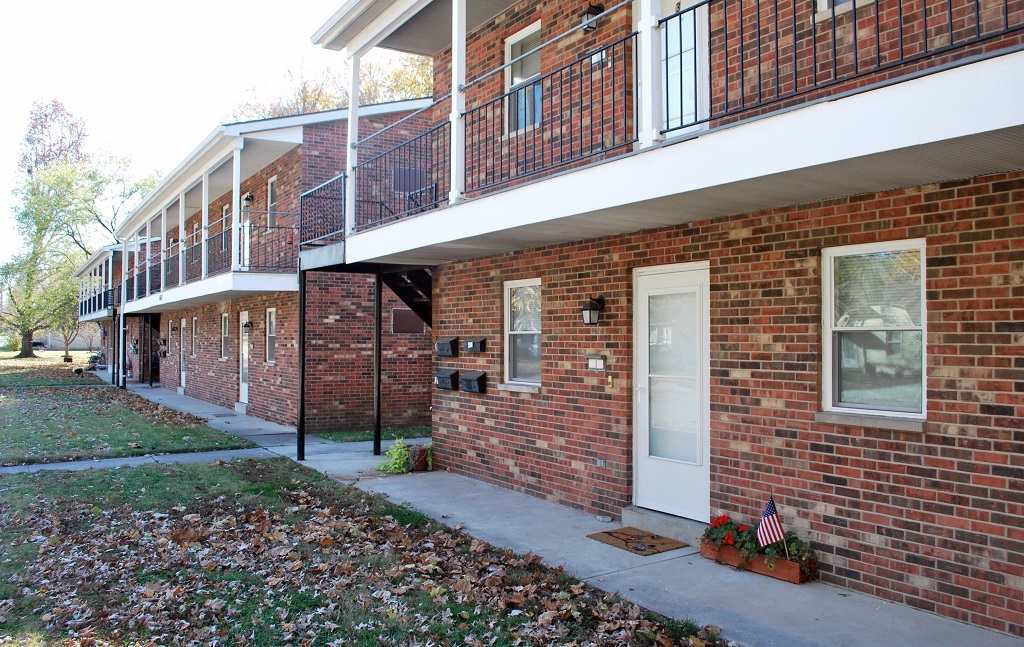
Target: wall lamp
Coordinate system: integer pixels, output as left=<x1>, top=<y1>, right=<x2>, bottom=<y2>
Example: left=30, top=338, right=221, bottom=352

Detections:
left=242, top=193, right=254, bottom=209
left=582, top=295, right=606, bottom=325
left=242, top=321, right=252, bottom=335
left=581, top=3, right=604, bottom=32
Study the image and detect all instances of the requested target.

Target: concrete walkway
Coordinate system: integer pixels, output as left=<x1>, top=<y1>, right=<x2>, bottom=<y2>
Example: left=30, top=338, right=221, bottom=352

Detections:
left=7, top=382, right=1021, bottom=647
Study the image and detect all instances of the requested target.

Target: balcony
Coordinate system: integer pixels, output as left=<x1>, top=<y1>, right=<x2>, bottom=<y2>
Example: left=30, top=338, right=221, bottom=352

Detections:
left=301, top=0, right=1024, bottom=264
left=79, top=285, right=121, bottom=322
left=122, top=211, right=299, bottom=313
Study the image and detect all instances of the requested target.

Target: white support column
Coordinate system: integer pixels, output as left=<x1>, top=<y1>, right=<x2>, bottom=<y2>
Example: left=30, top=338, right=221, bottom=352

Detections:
left=178, top=191, right=186, bottom=286
left=344, top=54, right=361, bottom=238
left=145, top=220, right=152, bottom=295
left=201, top=172, right=210, bottom=278
left=120, top=238, right=129, bottom=386
left=231, top=145, right=242, bottom=272
left=638, top=0, right=664, bottom=149
left=159, top=208, right=167, bottom=292
left=448, top=0, right=467, bottom=204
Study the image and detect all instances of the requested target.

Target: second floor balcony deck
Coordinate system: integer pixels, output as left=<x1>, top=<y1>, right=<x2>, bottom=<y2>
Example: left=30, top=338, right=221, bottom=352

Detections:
left=301, top=0, right=1024, bottom=266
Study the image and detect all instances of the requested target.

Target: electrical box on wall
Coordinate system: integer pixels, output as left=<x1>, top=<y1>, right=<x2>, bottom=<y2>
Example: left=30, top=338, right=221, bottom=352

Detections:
left=463, top=337, right=486, bottom=353
left=435, top=336, right=459, bottom=357
left=460, top=370, right=486, bottom=394
left=434, top=368, right=459, bottom=390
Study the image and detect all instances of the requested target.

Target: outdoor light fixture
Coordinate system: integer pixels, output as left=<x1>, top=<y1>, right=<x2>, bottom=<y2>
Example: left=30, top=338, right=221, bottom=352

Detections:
left=242, top=193, right=254, bottom=209
left=580, top=3, right=604, bottom=31
left=242, top=321, right=252, bottom=335
left=582, top=295, right=605, bottom=325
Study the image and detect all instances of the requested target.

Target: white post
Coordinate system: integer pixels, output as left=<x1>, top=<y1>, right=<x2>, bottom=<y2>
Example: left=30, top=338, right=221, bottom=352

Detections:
left=231, top=145, right=242, bottom=272
left=145, top=220, right=152, bottom=295
left=179, top=191, right=186, bottom=285
left=449, top=0, right=467, bottom=204
left=159, top=207, right=167, bottom=292
left=345, top=54, right=361, bottom=237
left=120, top=239, right=128, bottom=386
left=201, top=172, right=210, bottom=279
left=638, top=0, right=664, bottom=149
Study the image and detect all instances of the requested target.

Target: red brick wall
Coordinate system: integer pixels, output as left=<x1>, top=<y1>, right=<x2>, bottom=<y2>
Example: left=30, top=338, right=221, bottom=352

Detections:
left=431, top=169, right=1024, bottom=636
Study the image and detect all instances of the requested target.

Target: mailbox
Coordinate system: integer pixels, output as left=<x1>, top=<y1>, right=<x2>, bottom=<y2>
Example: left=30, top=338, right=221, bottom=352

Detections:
left=463, top=336, right=486, bottom=353
left=434, top=368, right=459, bottom=390
left=460, top=370, right=486, bottom=394
left=435, top=336, right=459, bottom=358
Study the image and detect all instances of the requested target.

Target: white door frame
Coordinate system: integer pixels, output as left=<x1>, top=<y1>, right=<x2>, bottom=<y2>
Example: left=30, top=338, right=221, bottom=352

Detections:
left=239, top=311, right=249, bottom=404
left=180, top=318, right=186, bottom=390
left=633, top=261, right=711, bottom=522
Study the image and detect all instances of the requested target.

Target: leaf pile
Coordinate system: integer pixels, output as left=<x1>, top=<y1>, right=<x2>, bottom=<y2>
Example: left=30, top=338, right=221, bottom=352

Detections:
left=1, top=460, right=728, bottom=647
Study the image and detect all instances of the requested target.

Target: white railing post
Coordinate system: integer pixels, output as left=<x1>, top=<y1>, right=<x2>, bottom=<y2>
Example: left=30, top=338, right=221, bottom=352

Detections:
left=179, top=190, right=186, bottom=286
left=449, top=0, right=467, bottom=204
left=231, top=145, right=242, bottom=272
left=345, top=54, right=361, bottom=238
left=638, top=0, right=664, bottom=149
left=160, top=207, right=167, bottom=292
left=201, top=172, right=210, bottom=278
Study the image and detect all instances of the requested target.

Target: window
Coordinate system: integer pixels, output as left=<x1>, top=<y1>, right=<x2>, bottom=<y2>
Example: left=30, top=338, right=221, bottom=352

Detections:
left=191, top=316, right=198, bottom=357
left=266, top=308, right=277, bottom=363
left=220, top=313, right=229, bottom=359
left=823, top=239, right=926, bottom=417
left=190, top=223, right=200, bottom=263
left=267, top=177, right=278, bottom=228
left=221, top=204, right=230, bottom=251
left=504, top=278, right=542, bottom=384
left=506, top=22, right=543, bottom=132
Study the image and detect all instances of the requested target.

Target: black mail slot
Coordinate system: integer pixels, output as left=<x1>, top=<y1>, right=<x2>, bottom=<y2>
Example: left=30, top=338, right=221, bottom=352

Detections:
left=460, top=370, right=486, bottom=394
left=434, top=368, right=459, bottom=390
left=435, top=336, right=459, bottom=358
left=463, top=336, right=486, bottom=353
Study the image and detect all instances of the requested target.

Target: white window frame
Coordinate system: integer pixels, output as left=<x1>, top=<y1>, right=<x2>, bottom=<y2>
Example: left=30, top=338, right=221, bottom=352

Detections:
left=191, top=316, right=198, bottom=357
left=504, top=278, right=542, bottom=385
left=221, top=204, right=230, bottom=252
left=505, top=21, right=543, bottom=134
left=822, top=238, right=927, bottom=419
left=266, top=307, right=277, bottom=364
left=267, top=176, right=278, bottom=229
left=220, top=313, right=229, bottom=359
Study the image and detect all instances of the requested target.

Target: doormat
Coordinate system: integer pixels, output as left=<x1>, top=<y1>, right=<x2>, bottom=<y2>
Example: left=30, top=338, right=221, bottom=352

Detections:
left=587, top=527, right=688, bottom=556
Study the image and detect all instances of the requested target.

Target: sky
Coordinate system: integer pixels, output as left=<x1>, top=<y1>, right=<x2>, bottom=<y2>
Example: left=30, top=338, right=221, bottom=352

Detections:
left=0, top=0, right=355, bottom=264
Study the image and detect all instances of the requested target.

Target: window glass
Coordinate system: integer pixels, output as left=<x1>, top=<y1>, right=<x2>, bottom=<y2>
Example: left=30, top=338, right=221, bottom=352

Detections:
left=221, top=313, right=229, bottom=359
left=266, top=308, right=277, bottom=363
left=506, top=280, right=541, bottom=383
left=825, top=241, right=925, bottom=416
left=507, top=25, right=543, bottom=131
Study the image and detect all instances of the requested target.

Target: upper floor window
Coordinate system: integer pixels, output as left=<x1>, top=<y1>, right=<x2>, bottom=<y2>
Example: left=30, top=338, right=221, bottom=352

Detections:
left=506, top=22, right=543, bottom=132
left=267, top=177, right=278, bottom=228
left=221, top=204, right=231, bottom=252
left=266, top=308, right=277, bottom=363
left=822, top=239, right=926, bottom=418
left=504, top=278, right=542, bottom=384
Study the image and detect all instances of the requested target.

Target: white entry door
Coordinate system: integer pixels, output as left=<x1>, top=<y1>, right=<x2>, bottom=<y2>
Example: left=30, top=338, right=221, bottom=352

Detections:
left=634, top=262, right=710, bottom=522
left=239, top=311, right=249, bottom=404
left=180, top=318, right=187, bottom=389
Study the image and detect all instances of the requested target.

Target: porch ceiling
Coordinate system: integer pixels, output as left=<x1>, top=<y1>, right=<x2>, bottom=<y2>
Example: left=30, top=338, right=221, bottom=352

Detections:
left=318, top=0, right=519, bottom=56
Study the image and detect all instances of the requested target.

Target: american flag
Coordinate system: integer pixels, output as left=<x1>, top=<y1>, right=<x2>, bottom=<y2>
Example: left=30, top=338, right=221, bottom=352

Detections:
left=757, top=495, right=786, bottom=547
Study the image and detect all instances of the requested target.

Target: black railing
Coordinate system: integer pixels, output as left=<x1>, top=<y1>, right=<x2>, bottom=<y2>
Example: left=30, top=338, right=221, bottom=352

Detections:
left=661, top=0, right=1024, bottom=134
left=165, top=254, right=180, bottom=289
left=241, top=225, right=298, bottom=271
left=126, top=273, right=138, bottom=301
left=207, top=230, right=232, bottom=276
left=148, top=261, right=161, bottom=294
left=184, top=243, right=202, bottom=282
left=354, top=121, right=451, bottom=231
left=111, top=285, right=121, bottom=308
left=465, top=33, right=638, bottom=192
left=299, top=173, right=346, bottom=246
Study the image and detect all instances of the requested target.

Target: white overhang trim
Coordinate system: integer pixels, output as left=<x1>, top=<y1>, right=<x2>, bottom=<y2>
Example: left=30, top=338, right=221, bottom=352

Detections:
left=313, top=0, right=433, bottom=58
left=121, top=273, right=298, bottom=314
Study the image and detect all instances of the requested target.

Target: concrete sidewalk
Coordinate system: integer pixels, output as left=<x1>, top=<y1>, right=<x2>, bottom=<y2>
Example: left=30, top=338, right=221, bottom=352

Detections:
left=21, top=382, right=1021, bottom=647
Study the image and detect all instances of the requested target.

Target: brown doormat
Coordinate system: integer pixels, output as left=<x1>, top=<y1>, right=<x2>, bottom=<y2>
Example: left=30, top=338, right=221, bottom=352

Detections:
left=587, top=527, right=688, bottom=556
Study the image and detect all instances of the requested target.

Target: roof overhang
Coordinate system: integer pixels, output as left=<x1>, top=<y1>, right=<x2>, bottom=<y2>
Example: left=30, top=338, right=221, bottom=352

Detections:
left=313, top=0, right=519, bottom=57
left=122, top=272, right=298, bottom=314
left=75, top=244, right=122, bottom=278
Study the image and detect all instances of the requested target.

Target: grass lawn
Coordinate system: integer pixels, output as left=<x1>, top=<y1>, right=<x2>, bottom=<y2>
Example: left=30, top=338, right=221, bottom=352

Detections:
left=312, top=426, right=431, bottom=443
left=0, top=352, right=254, bottom=466
left=0, top=458, right=715, bottom=646
left=0, top=350, right=106, bottom=387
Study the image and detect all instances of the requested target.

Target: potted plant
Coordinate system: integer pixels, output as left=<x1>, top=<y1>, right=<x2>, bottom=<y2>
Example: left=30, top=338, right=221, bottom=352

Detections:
left=378, top=439, right=433, bottom=474
left=700, top=514, right=816, bottom=584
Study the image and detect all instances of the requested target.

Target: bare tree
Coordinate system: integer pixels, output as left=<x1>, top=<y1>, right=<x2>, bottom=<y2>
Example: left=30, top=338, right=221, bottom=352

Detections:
left=19, top=99, right=87, bottom=176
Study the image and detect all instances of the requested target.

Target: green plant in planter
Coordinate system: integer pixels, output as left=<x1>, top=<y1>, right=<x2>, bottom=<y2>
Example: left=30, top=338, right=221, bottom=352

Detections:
left=378, top=438, right=412, bottom=474
left=702, top=514, right=817, bottom=578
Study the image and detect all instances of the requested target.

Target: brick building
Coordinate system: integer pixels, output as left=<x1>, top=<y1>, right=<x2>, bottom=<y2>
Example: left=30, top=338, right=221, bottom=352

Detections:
left=306, top=0, right=1024, bottom=636
left=108, top=104, right=434, bottom=431
left=75, top=244, right=123, bottom=382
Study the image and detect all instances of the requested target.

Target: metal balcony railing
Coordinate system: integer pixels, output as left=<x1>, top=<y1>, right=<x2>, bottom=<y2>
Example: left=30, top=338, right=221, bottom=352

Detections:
left=465, top=33, right=638, bottom=192
left=240, top=224, right=298, bottom=271
left=207, top=229, right=232, bottom=277
left=165, top=254, right=180, bottom=289
left=299, top=173, right=346, bottom=247
left=354, top=121, right=452, bottom=232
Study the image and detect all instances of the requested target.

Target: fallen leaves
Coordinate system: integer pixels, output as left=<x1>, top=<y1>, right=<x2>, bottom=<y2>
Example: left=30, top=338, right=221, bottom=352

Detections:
left=0, top=459, right=734, bottom=646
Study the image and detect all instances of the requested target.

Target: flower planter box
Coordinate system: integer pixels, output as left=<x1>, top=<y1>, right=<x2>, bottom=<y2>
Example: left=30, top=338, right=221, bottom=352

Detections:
left=700, top=540, right=813, bottom=584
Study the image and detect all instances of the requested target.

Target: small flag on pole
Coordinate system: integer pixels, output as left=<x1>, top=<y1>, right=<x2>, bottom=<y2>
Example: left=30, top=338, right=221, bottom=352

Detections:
left=757, top=495, right=786, bottom=547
